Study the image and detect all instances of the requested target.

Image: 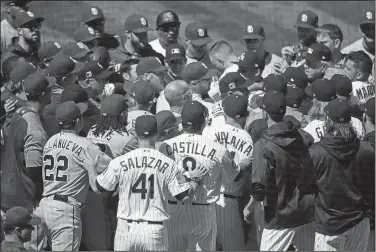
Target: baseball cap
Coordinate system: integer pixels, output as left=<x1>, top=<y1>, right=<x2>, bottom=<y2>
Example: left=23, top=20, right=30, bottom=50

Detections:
left=62, top=42, right=93, bottom=59
left=222, top=94, right=248, bottom=119
left=165, top=44, right=186, bottom=62
left=47, top=54, right=85, bottom=79
left=61, top=84, right=88, bottom=103
left=5, top=0, right=31, bottom=7
left=156, top=110, right=180, bottom=132
left=359, top=97, right=375, bottom=121
left=124, top=14, right=153, bottom=33
left=286, top=86, right=304, bottom=108
left=281, top=67, right=308, bottom=90
left=305, top=43, right=332, bottom=63
left=360, top=10, right=375, bottom=25
left=101, top=94, right=128, bottom=116
left=38, top=41, right=62, bottom=61
left=14, top=11, right=44, bottom=28
left=181, top=62, right=218, bottom=83
left=136, top=57, right=167, bottom=76
left=23, top=72, right=56, bottom=96
left=331, top=74, right=353, bottom=97
left=76, top=61, right=106, bottom=81
left=74, top=26, right=97, bottom=43
left=129, top=80, right=156, bottom=105
left=261, top=91, right=286, bottom=115
left=219, top=72, right=247, bottom=94
left=55, top=101, right=88, bottom=125
left=294, top=10, right=318, bottom=29
left=308, top=78, right=336, bottom=102
left=135, top=115, right=158, bottom=137
left=181, top=101, right=207, bottom=127
left=82, top=6, right=104, bottom=24
left=231, top=50, right=265, bottom=69
left=185, top=22, right=213, bottom=46
left=4, top=206, right=41, bottom=228
left=263, top=74, right=287, bottom=94
left=10, top=61, right=37, bottom=84
left=324, top=98, right=351, bottom=123
left=241, top=24, right=265, bottom=40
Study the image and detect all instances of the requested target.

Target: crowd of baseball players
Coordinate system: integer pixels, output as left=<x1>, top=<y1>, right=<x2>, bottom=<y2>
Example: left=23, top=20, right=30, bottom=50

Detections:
left=0, top=0, right=375, bottom=251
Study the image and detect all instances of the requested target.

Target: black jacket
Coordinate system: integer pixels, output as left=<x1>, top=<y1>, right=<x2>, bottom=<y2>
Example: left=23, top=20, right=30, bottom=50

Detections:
left=310, top=135, right=369, bottom=235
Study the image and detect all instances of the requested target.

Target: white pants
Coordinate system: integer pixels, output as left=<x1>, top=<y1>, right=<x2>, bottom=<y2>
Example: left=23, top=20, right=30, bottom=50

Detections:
left=315, top=217, right=370, bottom=251
left=260, top=221, right=315, bottom=251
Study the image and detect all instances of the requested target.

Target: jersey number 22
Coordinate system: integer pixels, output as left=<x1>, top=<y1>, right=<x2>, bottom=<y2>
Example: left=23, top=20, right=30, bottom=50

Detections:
left=43, top=155, right=68, bottom=182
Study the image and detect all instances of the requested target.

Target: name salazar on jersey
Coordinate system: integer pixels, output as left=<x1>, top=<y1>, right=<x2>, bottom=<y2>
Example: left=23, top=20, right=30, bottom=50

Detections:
left=165, top=142, right=217, bottom=160
left=45, top=138, right=84, bottom=156
left=120, top=156, right=170, bottom=174
left=214, top=132, right=253, bottom=156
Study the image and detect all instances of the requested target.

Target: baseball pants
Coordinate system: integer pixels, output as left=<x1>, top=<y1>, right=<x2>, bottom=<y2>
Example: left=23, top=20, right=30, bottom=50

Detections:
left=114, top=218, right=167, bottom=251
left=314, top=217, right=370, bottom=251
left=167, top=202, right=217, bottom=251
left=260, top=221, right=315, bottom=251
left=215, top=194, right=245, bottom=250
left=38, top=196, right=82, bottom=251
left=368, top=229, right=375, bottom=251
left=24, top=201, right=49, bottom=251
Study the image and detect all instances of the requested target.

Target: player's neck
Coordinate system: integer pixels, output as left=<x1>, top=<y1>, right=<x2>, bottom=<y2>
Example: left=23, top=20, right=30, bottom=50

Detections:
left=26, top=101, right=41, bottom=114
left=135, top=104, right=150, bottom=112
left=225, top=119, right=244, bottom=130
left=138, top=140, right=155, bottom=149
left=332, top=49, right=343, bottom=63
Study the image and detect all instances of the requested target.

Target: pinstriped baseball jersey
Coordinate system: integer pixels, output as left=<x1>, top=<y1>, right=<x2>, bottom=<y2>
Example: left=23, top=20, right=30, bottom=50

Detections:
left=203, top=124, right=253, bottom=195
left=126, top=110, right=153, bottom=135
left=207, top=101, right=226, bottom=127
left=352, top=81, right=375, bottom=104
left=161, top=133, right=240, bottom=204
left=304, top=118, right=364, bottom=142
left=96, top=148, right=190, bottom=222
left=42, top=131, right=111, bottom=204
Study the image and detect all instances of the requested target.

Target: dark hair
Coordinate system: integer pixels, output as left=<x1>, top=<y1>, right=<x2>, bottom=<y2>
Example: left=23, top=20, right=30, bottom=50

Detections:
left=267, top=113, right=285, bottom=122
left=91, top=115, right=128, bottom=138
left=347, top=51, right=373, bottom=75
left=58, top=120, right=77, bottom=131
left=2, top=56, right=21, bottom=83
left=319, top=24, right=343, bottom=42
left=324, top=117, right=358, bottom=141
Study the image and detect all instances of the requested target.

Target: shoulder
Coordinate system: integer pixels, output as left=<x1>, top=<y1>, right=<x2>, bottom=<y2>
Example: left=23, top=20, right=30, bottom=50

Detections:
left=149, top=39, right=159, bottom=47
left=341, top=38, right=363, bottom=53
left=268, top=53, right=283, bottom=62
left=219, top=64, right=238, bottom=80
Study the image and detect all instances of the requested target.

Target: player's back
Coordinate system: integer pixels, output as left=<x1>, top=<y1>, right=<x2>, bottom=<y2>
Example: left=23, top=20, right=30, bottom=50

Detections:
left=42, top=131, right=94, bottom=204
left=127, top=110, right=153, bottom=135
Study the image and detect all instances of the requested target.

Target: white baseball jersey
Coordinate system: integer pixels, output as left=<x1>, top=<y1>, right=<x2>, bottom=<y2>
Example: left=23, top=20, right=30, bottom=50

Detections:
left=207, top=101, right=226, bottom=128
left=160, top=133, right=240, bottom=204
left=342, top=38, right=375, bottom=61
left=351, top=80, right=375, bottom=104
left=149, top=39, right=167, bottom=57
left=303, top=117, right=364, bottom=143
left=96, top=148, right=190, bottom=222
left=192, top=93, right=215, bottom=111
left=126, top=109, right=153, bottom=135
left=42, top=131, right=111, bottom=204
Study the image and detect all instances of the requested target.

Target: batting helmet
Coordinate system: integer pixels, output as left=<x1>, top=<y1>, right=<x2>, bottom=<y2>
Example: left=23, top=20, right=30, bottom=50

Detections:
left=156, top=10, right=180, bottom=27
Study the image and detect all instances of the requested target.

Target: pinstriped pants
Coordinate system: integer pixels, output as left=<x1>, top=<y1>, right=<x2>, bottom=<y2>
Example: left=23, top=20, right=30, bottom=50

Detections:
left=314, top=217, right=370, bottom=251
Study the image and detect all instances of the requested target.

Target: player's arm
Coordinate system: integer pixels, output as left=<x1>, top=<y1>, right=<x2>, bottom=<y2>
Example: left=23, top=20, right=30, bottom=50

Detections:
left=220, top=150, right=242, bottom=182
left=122, top=135, right=138, bottom=154
left=95, top=159, right=120, bottom=194
left=250, top=141, right=269, bottom=203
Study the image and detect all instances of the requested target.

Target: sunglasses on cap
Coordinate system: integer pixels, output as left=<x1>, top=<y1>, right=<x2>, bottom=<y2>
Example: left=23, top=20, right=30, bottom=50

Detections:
left=158, top=23, right=180, bottom=33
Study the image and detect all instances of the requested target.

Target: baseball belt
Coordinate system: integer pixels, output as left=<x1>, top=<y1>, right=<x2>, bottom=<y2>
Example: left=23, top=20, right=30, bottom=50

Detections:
left=168, top=200, right=209, bottom=206
left=48, top=194, right=83, bottom=208
left=223, top=193, right=242, bottom=199
left=126, top=220, right=163, bottom=225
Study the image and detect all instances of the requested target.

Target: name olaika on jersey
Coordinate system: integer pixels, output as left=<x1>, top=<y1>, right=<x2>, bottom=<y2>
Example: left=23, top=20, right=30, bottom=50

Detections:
left=119, top=155, right=170, bottom=174
left=214, top=132, right=253, bottom=156
left=45, top=137, right=84, bottom=157
left=164, top=141, right=217, bottom=160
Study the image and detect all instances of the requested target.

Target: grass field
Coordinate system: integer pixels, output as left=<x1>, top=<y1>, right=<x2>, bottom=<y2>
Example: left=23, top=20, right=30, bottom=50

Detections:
left=1, top=1, right=374, bottom=56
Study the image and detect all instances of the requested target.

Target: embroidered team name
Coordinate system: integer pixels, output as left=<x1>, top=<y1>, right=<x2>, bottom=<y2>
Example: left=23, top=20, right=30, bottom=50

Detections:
left=356, top=85, right=375, bottom=101
left=214, top=132, right=252, bottom=156
left=46, top=138, right=83, bottom=156
left=165, top=142, right=216, bottom=160
left=120, top=156, right=169, bottom=174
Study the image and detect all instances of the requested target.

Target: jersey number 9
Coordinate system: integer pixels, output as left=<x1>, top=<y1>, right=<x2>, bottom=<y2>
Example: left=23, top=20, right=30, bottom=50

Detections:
left=182, top=156, right=196, bottom=171
left=43, top=155, right=69, bottom=182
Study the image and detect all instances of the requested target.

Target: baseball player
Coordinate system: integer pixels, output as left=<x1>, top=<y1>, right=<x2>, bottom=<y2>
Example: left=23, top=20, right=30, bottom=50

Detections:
left=95, top=115, right=208, bottom=251
left=39, top=101, right=111, bottom=251
left=159, top=101, right=244, bottom=251
left=202, top=94, right=253, bottom=251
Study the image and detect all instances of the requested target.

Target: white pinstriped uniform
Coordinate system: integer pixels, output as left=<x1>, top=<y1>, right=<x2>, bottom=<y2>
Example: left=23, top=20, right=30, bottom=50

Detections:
left=96, top=148, right=190, bottom=251
left=203, top=123, right=253, bottom=250
left=160, top=133, right=240, bottom=251
left=126, top=110, right=153, bottom=135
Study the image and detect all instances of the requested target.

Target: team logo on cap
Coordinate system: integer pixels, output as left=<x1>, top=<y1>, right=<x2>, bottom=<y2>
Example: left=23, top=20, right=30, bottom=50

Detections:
left=366, top=11, right=373, bottom=19
left=307, top=48, right=313, bottom=54
left=322, top=56, right=326, bottom=60
left=290, top=78, right=295, bottom=82
left=247, top=25, right=253, bottom=33
left=166, top=12, right=173, bottom=19
left=77, top=42, right=85, bottom=49
left=301, top=14, right=308, bottom=22
left=140, top=17, right=147, bottom=26
left=229, top=83, right=235, bottom=90
left=171, top=48, right=180, bottom=54
left=54, top=42, right=61, bottom=49
left=88, top=27, right=95, bottom=35
left=239, top=53, right=245, bottom=61
left=340, top=117, right=344, bottom=122
left=293, top=103, right=298, bottom=108
left=198, top=29, right=205, bottom=37
left=27, top=11, right=34, bottom=17
left=91, top=8, right=98, bottom=15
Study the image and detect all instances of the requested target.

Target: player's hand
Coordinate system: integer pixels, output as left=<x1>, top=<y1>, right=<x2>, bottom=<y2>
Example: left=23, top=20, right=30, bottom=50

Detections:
left=239, top=156, right=252, bottom=173
left=281, top=45, right=296, bottom=61
left=176, top=173, right=188, bottom=184
left=103, top=83, right=115, bottom=97
left=274, top=59, right=289, bottom=75
left=188, top=162, right=209, bottom=181
left=4, top=99, right=17, bottom=114
left=243, top=200, right=254, bottom=224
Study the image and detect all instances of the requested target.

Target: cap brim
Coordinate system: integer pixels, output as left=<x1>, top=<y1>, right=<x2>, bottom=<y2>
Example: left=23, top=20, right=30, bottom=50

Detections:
left=73, top=50, right=93, bottom=60
left=133, top=27, right=154, bottom=33
left=294, top=23, right=316, bottom=29
left=28, top=215, right=41, bottom=226
left=360, top=20, right=375, bottom=25
left=241, top=34, right=263, bottom=40
left=305, top=85, right=313, bottom=98
left=71, top=61, right=86, bottom=74
left=123, top=58, right=140, bottom=66
left=166, top=55, right=185, bottom=62
left=95, top=69, right=115, bottom=80
left=76, top=102, right=88, bottom=114
left=189, top=37, right=213, bottom=46
left=150, top=66, right=168, bottom=73
left=201, top=68, right=218, bottom=80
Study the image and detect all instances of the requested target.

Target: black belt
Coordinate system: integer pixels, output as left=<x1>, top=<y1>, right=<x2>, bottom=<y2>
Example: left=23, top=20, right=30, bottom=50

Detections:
left=223, top=193, right=241, bottom=199
left=53, top=194, right=69, bottom=203
left=168, top=200, right=209, bottom=206
left=127, top=220, right=163, bottom=225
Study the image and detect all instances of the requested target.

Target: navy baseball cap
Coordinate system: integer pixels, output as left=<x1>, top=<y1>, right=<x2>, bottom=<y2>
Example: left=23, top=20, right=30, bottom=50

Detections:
left=76, top=61, right=106, bottom=81
left=331, top=74, right=353, bottom=97
left=61, top=84, right=88, bottom=103
left=294, top=10, right=318, bottom=29
left=263, top=74, right=287, bottom=94
left=23, top=72, right=56, bottom=96
left=38, top=41, right=62, bottom=61
left=124, top=14, right=153, bottom=33
left=74, top=26, right=97, bottom=43
left=219, top=72, right=247, bottom=94
left=324, top=98, right=351, bottom=123
left=241, top=24, right=265, bottom=40
left=232, top=50, right=265, bottom=69
left=129, top=80, right=156, bottom=105
left=222, top=94, right=248, bottom=119
left=281, top=67, right=308, bottom=90
left=14, top=11, right=44, bottom=28
left=261, top=91, right=286, bottom=115
left=56, top=101, right=88, bottom=125
left=360, top=10, right=375, bottom=25
left=135, top=115, right=158, bottom=137
left=185, top=22, right=213, bottom=46
left=136, top=57, right=167, bottom=76
left=359, top=97, right=375, bottom=121
left=4, top=206, right=41, bottom=228
left=309, top=78, right=336, bottom=102
left=47, top=54, right=85, bottom=79
left=156, top=110, right=180, bottom=132
left=181, top=101, right=207, bottom=127
left=305, top=43, right=332, bottom=63
left=101, top=94, right=128, bottom=116
left=181, top=62, right=218, bottom=82
left=165, top=44, right=186, bottom=62
left=82, top=6, right=104, bottom=24
left=286, top=86, right=304, bottom=108
left=62, top=42, right=93, bottom=59
left=10, top=61, right=37, bottom=84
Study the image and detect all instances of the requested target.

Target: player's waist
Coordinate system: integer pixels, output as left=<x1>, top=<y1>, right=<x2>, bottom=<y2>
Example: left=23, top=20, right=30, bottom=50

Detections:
left=43, top=194, right=83, bottom=208
left=167, top=200, right=210, bottom=206
left=118, top=218, right=163, bottom=225
left=220, top=192, right=243, bottom=199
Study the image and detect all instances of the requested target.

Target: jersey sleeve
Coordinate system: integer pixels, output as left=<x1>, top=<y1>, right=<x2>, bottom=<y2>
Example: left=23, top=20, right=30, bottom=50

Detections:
left=166, top=163, right=190, bottom=197
left=220, top=150, right=240, bottom=183
left=83, top=143, right=112, bottom=174
left=24, top=130, right=47, bottom=167
left=96, top=159, right=120, bottom=192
